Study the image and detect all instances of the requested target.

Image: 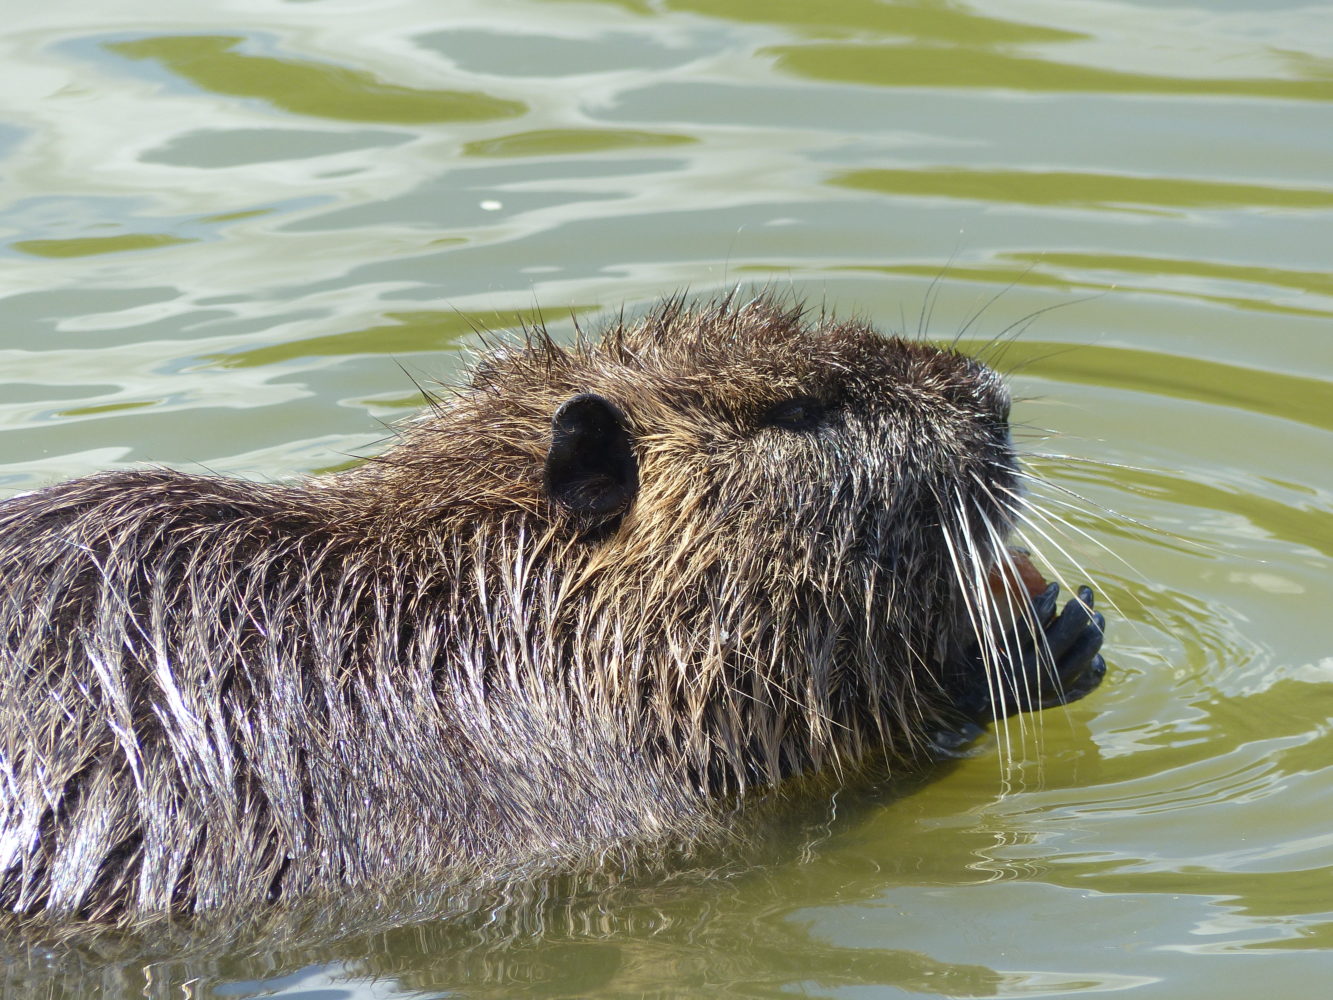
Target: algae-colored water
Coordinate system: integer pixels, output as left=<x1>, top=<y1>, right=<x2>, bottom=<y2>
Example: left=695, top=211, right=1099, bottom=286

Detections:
left=1, top=1, right=1330, bottom=997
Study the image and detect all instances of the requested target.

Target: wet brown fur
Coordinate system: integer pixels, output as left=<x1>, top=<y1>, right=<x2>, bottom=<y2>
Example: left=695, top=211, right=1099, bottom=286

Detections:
left=0, top=294, right=1020, bottom=926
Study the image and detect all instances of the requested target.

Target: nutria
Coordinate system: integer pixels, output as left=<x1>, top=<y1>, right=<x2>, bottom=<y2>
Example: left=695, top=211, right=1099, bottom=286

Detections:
left=0, top=293, right=1105, bottom=926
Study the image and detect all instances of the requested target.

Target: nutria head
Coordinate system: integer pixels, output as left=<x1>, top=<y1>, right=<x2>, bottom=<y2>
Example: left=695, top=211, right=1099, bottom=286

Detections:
left=338, top=294, right=1021, bottom=790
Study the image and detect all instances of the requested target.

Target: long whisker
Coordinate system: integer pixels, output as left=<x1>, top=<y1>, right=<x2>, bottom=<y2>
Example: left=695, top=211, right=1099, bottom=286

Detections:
left=950, top=266, right=1035, bottom=350
left=971, top=293, right=1106, bottom=371
left=1003, top=481, right=1144, bottom=580
left=1019, top=465, right=1224, bottom=557
left=937, top=491, right=1013, bottom=764
left=1007, top=488, right=1181, bottom=657
left=970, top=494, right=1037, bottom=767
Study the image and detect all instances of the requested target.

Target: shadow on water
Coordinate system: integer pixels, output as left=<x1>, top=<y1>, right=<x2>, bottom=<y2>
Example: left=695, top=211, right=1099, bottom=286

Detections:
left=0, top=752, right=1037, bottom=999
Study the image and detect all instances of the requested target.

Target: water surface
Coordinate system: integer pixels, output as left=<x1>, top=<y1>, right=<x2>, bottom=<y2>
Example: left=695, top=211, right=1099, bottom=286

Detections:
left=0, top=0, right=1330, bottom=997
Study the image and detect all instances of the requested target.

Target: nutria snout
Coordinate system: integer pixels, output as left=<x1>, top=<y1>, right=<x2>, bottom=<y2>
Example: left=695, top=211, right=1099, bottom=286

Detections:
left=0, top=294, right=1105, bottom=926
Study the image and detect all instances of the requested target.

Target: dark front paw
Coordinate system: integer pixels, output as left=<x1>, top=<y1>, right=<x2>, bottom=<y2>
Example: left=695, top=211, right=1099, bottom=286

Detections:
left=1026, top=582, right=1107, bottom=712
left=944, top=583, right=1107, bottom=725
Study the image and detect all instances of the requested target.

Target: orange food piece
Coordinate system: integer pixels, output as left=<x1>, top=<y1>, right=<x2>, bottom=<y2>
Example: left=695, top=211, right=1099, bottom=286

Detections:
left=988, top=548, right=1048, bottom=605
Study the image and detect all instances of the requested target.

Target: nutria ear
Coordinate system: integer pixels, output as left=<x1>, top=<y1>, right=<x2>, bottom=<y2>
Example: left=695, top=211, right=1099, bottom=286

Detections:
left=544, top=393, right=639, bottom=522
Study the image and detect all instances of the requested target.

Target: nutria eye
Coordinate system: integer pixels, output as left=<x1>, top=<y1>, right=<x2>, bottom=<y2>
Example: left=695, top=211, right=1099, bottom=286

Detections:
left=761, top=396, right=826, bottom=431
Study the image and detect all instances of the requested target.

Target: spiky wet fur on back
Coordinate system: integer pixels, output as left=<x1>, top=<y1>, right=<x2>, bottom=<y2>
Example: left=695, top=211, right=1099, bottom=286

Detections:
left=0, top=295, right=1018, bottom=924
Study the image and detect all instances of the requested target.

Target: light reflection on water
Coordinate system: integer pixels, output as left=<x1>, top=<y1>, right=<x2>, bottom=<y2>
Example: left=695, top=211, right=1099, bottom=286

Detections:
left=0, top=0, right=1330, bottom=997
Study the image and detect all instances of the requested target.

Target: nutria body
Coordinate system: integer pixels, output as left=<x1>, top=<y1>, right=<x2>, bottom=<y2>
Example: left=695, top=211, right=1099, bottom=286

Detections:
left=0, top=295, right=1104, bottom=926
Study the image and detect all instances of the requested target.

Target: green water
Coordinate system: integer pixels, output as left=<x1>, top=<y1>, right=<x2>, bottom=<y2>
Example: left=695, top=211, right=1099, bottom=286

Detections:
left=0, top=0, right=1329, bottom=996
